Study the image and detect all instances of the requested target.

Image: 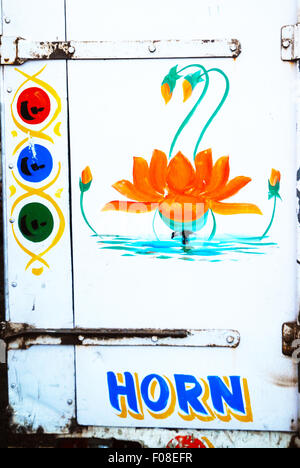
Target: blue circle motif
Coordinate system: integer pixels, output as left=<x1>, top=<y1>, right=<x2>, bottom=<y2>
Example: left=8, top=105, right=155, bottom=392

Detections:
left=17, top=144, right=53, bottom=183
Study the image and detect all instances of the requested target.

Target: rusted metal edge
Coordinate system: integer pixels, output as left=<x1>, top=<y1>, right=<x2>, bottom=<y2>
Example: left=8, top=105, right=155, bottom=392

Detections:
left=281, top=24, right=300, bottom=61
left=282, top=322, right=300, bottom=357
left=0, top=37, right=242, bottom=65
left=0, top=322, right=240, bottom=350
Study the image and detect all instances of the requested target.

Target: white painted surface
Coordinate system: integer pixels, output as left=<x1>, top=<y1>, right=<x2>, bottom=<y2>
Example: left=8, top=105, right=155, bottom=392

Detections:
left=8, top=346, right=75, bottom=433
left=76, top=346, right=297, bottom=431
left=1, top=0, right=73, bottom=327
left=0, top=0, right=298, bottom=438
left=67, top=0, right=299, bottom=430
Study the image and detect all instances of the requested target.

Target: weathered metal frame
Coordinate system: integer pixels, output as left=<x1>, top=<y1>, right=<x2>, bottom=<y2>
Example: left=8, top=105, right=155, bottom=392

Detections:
left=282, top=24, right=300, bottom=61
left=0, top=322, right=240, bottom=350
left=0, top=37, right=242, bottom=65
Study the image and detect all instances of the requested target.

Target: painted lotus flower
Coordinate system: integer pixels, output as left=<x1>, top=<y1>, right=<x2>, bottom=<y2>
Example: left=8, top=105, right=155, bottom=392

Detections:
left=102, top=149, right=262, bottom=232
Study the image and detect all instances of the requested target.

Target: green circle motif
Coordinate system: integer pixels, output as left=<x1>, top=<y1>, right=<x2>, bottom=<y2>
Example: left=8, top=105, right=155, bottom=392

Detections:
left=18, top=202, right=54, bottom=243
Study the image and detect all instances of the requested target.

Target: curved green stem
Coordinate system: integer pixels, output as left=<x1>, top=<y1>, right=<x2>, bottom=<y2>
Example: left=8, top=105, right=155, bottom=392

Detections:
left=260, top=197, right=277, bottom=240
left=193, top=68, right=230, bottom=159
left=169, top=65, right=209, bottom=159
left=152, top=209, right=160, bottom=241
left=208, top=209, right=217, bottom=241
left=80, top=190, right=99, bottom=236
left=168, top=65, right=230, bottom=161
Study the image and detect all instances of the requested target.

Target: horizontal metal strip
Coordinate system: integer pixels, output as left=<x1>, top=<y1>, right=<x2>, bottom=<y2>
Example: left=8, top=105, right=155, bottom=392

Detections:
left=0, top=323, right=240, bottom=349
left=0, top=37, right=241, bottom=65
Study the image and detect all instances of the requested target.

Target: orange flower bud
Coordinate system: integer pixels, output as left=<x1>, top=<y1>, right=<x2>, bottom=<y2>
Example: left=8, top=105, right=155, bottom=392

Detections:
left=81, top=166, right=92, bottom=185
left=182, top=79, right=193, bottom=102
left=269, top=169, right=281, bottom=187
left=161, top=83, right=172, bottom=104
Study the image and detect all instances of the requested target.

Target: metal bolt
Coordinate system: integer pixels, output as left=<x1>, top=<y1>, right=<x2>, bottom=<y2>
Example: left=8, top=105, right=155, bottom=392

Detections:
left=148, top=43, right=156, bottom=53
left=282, top=39, right=291, bottom=49
left=4, top=17, right=11, bottom=24
left=67, top=399, right=73, bottom=406
left=226, top=335, right=235, bottom=344
left=9, top=217, right=15, bottom=224
left=7, top=87, right=12, bottom=94
left=151, top=335, right=158, bottom=343
left=68, top=46, right=75, bottom=54
left=11, top=282, right=17, bottom=288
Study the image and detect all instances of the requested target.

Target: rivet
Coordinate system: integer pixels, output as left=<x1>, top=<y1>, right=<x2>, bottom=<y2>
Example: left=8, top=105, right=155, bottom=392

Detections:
left=226, top=335, right=235, bottom=344
left=11, top=282, right=17, bottom=288
left=151, top=335, right=158, bottom=343
left=148, top=43, right=156, bottom=53
left=230, top=43, right=237, bottom=52
left=11, top=383, right=16, bottom=389
left=67, top=399, right=73, bottom=405
left=78, top=335, right=84, bottom=342
left=4, top=17, right=11, bottom=24
left=8, top=163, right=14, bottom=169
left=282, top=39, right=291, bottom=49
left=7, top=87, right=12, bottom=94
left=68, top=46, right=75, bottom=54
left=9, top=217, right=15, bottom=224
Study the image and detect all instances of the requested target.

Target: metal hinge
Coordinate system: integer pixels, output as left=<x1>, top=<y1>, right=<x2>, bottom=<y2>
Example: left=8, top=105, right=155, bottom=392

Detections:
left=281, top=24, right=300, bottom=61
left=0, top=36, right=241, bottom=65
left=282, top=322, right=300, bottom=357
left=0, top=322, right=240, bottom=350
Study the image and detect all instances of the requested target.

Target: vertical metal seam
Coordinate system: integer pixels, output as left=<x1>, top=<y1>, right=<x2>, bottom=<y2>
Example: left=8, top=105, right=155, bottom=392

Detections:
left=63, top=0, right=77, bottom=426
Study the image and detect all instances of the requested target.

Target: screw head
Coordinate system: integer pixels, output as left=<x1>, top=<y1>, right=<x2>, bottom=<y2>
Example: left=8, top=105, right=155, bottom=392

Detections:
left=148, top=43, right=156, bottom=53
left=8, top=164, right=14, bottom=169
left=230, top=43, right=237, bottom=52
left=11, top=282, right=17, bottom=288
left=4, top=17, right=11, bottom=24
left=282, top=39, right=291, bottom=49
left=68, top=46, right=75, bottom=54
left=7, top=87, right=12, bottom=94
left=226, top=335, right=235, bottom=344
left=151, top=335, right=158, bottom=343
left=67, top=399, right=73, bottom=406
left=9, top=217, right=15, bottom=224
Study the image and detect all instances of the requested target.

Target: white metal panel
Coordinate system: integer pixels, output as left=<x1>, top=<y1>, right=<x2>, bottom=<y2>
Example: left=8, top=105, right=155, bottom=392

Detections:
left=67, top=0, right=299, bottom=431
left=76, top=346, right=298, bottom=431
left=1, top=0, right=73, bottom=327
left=8, top=346, right=75, bottom=433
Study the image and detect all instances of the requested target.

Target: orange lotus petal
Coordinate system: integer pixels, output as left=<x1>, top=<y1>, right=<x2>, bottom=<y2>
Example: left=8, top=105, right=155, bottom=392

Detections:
left=194, top=149, right=213, bottom=190
left=205, top=156, right=230, bottom=193
left=133, top=157, right=162, bottom=200
left=210, top=201, right=262, bottom=215
left=112, top=180, right=160, bottom=202
left=159, top=199, right=208, bottom=223
left=149, top=149, right=168, bottom=194
left=167, top=152, right=196, bottom=193
left=269, top=169, right=281, bottom=186
left=183, top=80, right=193, bottom=102
left=102, top=201, right=159, bottom=213
left=82, top=166, right=92, bottom=184
left=208, top=176, right=252, bottom=201
left=161, top=83, right=172, bottom=104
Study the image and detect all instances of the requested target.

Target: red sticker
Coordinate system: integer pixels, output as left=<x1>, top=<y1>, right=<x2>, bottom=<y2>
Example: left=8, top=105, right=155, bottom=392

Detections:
left=166, top=435, right=207, bottom=449
left=17, top=87, right=51, bottom=125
